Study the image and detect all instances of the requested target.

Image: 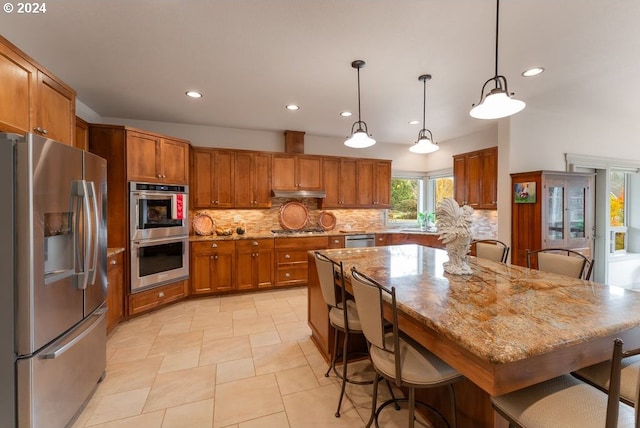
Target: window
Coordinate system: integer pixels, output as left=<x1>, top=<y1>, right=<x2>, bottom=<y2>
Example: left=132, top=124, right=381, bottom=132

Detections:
left=387, top=174, right=453, bottom=225
left=389, top=177, right=422, bottom=222
left=610, top=170, right=627, bottom=253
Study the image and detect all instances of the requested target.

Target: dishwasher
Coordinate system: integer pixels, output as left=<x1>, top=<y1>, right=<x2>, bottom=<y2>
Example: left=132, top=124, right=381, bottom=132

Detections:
left=344, top=233, right=375, bottom=248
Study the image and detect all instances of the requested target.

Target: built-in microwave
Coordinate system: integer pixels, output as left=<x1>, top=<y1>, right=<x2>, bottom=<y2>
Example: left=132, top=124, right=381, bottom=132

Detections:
left=130, top=182, right=189, bottom=240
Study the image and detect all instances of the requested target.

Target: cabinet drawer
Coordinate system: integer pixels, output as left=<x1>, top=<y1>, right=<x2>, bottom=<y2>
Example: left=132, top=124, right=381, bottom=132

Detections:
left=128, top=280, right=187, bottom=315
left=235, top=238, right=274, bottom=251
left=276, top=250, right=308, bottom=264
left=192, top=240, right=235, bottom=254
left=327, top=236, right=344, bottom=248
left=276, top=266, right=308, bottom=285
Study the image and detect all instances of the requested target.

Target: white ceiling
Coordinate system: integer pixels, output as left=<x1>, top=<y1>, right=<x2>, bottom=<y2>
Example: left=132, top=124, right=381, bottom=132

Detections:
left=2, top=0, right=639, bottom=147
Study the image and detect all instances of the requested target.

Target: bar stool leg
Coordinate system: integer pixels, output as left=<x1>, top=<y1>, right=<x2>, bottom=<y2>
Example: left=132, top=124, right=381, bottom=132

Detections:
left=365, top=373, right=380, bottom=428
left=325, top=327, right=339, bottom=378
left=335, top=330, right=350, bottom=417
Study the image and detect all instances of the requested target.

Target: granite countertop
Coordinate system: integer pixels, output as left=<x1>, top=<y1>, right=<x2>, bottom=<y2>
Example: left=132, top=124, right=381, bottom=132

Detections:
left=107, top=247, right=125, bottom=257
left=189, top=229, right=440, bottom=241
left=316, top=244, right=640, bottom=365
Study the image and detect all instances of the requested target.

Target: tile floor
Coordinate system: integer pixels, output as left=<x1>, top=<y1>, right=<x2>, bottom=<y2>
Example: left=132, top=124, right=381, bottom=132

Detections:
left=70, top=287, right=427, bottom=428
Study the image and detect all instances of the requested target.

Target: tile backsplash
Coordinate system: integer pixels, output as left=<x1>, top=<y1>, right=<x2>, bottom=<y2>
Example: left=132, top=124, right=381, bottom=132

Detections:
left=191, top=198, right=498, bottom=238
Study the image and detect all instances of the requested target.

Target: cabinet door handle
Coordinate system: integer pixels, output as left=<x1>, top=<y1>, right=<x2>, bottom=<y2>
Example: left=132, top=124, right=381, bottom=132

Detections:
left=214, top=200, right=219, bottom=204
left=33, top=127, right=48, bottom=135
left=158, top=291, right=165, bottom=298
left=157, top=174, right=162, bottom=178
left=284, top=254, right=291, bottom=259
left=211, top=243, right=218, bottom=248
left=252, top=241, right=259, bottom=246
left=110, top=259, right=117, bottom=265
left=284, top=272, right=291, bottom=278
left=214, top=255, right=218, bottom=260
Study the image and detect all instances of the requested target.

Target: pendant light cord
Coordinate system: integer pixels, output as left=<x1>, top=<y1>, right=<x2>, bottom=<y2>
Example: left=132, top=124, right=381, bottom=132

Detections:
left=422, top=77, right=427, bottom=130
left=356, top=66, right=362, bottom=124
left=495, top=0, right=500, bottom=78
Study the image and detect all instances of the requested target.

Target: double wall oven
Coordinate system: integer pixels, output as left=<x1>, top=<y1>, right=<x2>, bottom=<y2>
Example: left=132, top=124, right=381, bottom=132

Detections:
left=129, top=182, right=189, bottom=293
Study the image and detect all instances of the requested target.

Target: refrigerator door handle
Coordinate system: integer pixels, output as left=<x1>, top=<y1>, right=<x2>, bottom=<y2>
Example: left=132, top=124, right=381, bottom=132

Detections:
left=86, top=181, right=99, bottom=286
left=40, top=308, right=107, bottom=359
left=73, top=180, right=93, bottom=290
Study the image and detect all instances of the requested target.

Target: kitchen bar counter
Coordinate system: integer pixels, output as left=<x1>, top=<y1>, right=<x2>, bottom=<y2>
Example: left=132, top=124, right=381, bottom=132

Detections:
left=308, top=245, right=640, bottom=426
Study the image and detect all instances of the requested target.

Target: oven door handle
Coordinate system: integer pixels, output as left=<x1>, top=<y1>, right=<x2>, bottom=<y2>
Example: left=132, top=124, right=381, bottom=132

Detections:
left=134, top=236, right=188, bottom=247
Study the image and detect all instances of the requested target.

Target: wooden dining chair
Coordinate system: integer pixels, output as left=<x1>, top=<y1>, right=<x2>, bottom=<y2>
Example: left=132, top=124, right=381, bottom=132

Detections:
left=350, top=267, right=462, bottom=428
left=491, top=338, right=640, bottom=428
left=526, top=248, right=594, bottom=280
left=471, top=239, right=510, bottom=263
left=314, top=251, right=373, bottom=418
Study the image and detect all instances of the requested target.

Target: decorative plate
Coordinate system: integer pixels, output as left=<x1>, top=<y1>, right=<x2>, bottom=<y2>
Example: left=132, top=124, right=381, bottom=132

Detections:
left=192, top=213, right=215, bottom=235
left=279, top=201, right=309, bottom=230
left=318, top=211, right=336, bottom=231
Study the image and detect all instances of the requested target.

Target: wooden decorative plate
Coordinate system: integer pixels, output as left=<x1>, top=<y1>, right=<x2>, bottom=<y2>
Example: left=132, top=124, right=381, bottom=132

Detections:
left=318, top=211, right=336, bottom=231
left=192, top=213, right=215, bottom=235
left=279, top=201, right=309, bottom=230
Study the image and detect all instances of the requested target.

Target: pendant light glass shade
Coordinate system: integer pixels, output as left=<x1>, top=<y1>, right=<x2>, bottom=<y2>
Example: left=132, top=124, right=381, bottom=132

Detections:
left=345, top=60, right=376, bottom=148
left=409, top=74, right=439, bottom=154
left=470, top=0, right=525, bottom=120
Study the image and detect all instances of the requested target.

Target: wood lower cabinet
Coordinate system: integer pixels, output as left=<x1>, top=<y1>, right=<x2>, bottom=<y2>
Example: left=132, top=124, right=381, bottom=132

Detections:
left=191, top=241, right=235, bottom=294
left=275, top=237, right=328, bottom=286
left=127, top=131, right=190, bottom=184
left=128, top=280, right=188, bottom=316
left=106, top=251, right=124, bottom=333
left=375, top=233, right=391, bottom=246
left=327, top=236, right=344, bottom=249
left=235, top=239, right=274, bottom=290
left=0, top=35, right=75, bottom=146
left=453, top=146, right=497, bottom=209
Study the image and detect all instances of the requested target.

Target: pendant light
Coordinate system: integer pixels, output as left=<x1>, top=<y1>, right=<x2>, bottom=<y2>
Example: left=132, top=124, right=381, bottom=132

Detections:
left=470, top=0, right=525, bottom=120
left=409, top=74, right=439, bottom=154
left=345, top=60, right=376, bottom=148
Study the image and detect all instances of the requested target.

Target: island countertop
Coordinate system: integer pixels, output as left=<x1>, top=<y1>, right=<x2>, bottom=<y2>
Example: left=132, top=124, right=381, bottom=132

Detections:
left=312, top=245, right=640, bottom=395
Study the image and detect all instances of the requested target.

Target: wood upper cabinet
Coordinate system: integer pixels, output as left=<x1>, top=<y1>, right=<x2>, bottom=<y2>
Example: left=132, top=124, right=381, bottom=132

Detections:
left=453, top=146, right=497, bottom=210
left=127, top=131, right=189, bottom=184
left=0, top=36, right=75, bottom=146
left=36, top=70, right=75, bottom=145
left=191, top=148, right=234, bottom=208
left=74, top=116, right=89, bottom=151
left=511, top=170, right=594, bottom=267
left=234, top=152, right=272, bottom=208
left=235, top=239, right=274, bottom=290
left=320, top=157, right=358, bottom=208
left=357, top=159, right=391, bottom=208
left=191, top=241, right=235, bottom=294
left=272, top=154, right=323, bottom=190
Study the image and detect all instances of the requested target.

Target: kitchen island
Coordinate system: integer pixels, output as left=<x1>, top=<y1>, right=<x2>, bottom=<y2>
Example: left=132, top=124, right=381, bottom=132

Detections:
left=307, top=245, right=640, bottom=427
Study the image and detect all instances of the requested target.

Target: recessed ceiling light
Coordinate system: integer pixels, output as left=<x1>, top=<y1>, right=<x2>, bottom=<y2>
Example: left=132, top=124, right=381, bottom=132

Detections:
left=408, top=120, right=420, bottom=125
left=285, top=104, right=300, bottom=111
left=522, top=67, right=545, bottom=77
left=340, top=111, right=352, bottom=117
left=185, top=91, right=203, bottom=98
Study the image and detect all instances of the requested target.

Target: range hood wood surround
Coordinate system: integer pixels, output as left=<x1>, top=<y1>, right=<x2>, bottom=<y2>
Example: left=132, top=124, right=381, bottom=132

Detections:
left=277, top=130, right=326, bottom=198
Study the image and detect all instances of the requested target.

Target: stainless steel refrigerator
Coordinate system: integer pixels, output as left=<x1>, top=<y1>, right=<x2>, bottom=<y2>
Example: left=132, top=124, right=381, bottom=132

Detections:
left=0, top=132, right=108, bottom=428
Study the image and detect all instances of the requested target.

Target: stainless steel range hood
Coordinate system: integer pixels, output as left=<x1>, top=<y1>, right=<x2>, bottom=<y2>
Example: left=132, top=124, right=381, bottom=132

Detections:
left=271, top=189, right=326, bottom=198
